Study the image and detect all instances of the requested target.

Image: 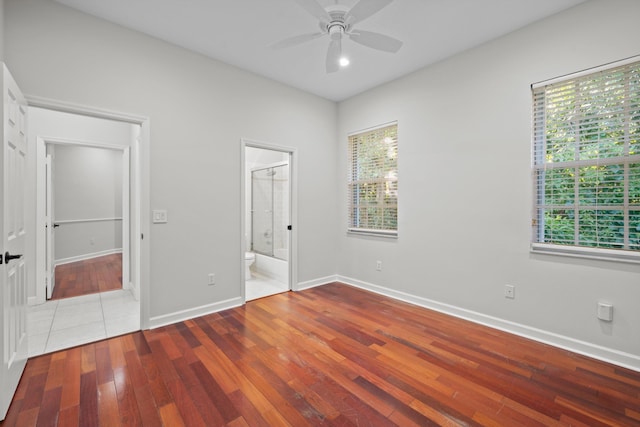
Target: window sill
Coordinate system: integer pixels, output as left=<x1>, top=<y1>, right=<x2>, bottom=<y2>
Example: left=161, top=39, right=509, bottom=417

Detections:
left=531, top=243, right=640, bottom=264
left=347, top=229, right=398, bottom=239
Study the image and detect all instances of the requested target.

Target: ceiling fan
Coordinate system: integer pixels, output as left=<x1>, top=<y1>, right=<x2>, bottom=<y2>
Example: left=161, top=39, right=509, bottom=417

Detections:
left=272, top=0, right=403, bottom=73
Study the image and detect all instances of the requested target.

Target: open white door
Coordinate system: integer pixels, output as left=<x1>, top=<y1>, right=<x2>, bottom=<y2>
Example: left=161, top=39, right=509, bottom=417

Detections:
left=45, top=153, right=54, bottom=299
left=1, top=65, right=29, bottom=420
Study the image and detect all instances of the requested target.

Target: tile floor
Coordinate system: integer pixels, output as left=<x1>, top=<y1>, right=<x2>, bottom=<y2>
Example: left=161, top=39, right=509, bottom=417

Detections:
left=245, top=272, right=289, bottom=301
left=27, top=289, right=140, bottom=357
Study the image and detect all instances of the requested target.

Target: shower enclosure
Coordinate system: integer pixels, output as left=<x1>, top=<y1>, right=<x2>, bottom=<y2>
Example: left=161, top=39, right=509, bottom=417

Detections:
left=251, top=162, right=289, bottom=261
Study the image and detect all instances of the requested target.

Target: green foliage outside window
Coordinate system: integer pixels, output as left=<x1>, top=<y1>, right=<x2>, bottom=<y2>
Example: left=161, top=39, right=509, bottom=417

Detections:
left=348, top=123, right=398, bottom=233
left=533, top=61, right=640, bottom=252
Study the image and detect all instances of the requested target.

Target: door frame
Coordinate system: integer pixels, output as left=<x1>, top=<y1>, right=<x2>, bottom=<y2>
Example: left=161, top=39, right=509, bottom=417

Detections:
left=240, top=139, right=298, bottom=301
left=35, top=137, right=131, bottom=303
left=27, top=96, right=151, bottom=329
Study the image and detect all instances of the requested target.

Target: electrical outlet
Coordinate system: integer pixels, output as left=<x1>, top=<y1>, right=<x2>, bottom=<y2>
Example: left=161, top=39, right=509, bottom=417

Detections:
left=208, top=273, right=216, bottom=286
left=504, top=284, right=515, bottom=299
left=376, top=261, right=383, bottom=271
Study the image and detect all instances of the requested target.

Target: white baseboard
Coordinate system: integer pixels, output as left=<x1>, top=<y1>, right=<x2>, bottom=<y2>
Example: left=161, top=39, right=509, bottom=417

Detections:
left=295, top=275, right=338, bottom=291
left=28, top=296, right=39, bottom=306
left=336, top=275, right=640, bottom=372
left=54, top=248, right=122, bottom=266
left=148, top=297, right=243, bottom=330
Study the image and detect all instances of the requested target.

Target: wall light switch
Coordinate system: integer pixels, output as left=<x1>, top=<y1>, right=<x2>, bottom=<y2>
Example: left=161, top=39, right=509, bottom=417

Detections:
left=597, top=302, right=613, bottom=322
left=152, top=209, right=167, bottom=223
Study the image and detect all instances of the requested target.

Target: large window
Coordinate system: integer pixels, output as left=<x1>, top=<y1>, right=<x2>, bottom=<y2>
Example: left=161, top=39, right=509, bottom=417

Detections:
left=348, top=122, right=398, bottom=236
left=532, top=58, right=640, bottom=261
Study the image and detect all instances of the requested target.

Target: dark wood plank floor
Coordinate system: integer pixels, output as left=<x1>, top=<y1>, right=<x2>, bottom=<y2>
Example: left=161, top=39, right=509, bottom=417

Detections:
left=52, top=254, right=122, bottom=300
left=3, top=282, right=640, bottom=426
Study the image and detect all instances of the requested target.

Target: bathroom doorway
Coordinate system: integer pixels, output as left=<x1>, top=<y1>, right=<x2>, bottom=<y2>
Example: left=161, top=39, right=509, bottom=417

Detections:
left=242, top=141, right=296, bottom=301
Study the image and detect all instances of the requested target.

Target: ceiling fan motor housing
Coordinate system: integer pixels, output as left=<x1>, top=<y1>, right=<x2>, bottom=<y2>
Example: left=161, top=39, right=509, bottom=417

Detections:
left=324, top=10, right=349, bottom=39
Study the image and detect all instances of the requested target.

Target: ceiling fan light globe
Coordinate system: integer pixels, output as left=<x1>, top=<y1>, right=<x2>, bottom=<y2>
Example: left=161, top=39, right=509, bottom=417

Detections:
left=328, top=24, right=344, bottom=38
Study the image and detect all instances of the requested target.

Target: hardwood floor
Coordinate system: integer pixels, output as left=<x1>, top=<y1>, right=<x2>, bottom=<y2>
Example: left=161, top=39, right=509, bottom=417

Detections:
left=52, top=254, right=122, bottom=300
left=3, top=282, right=640, bottom=426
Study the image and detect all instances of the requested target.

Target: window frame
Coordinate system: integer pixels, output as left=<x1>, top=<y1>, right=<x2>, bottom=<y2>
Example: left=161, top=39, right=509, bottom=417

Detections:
left=531, top=56, right=640, bottom=263
left=347, top=121, right=398, bottom=238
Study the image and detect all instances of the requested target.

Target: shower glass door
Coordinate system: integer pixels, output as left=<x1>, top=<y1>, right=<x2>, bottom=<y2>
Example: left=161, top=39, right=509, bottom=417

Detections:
left=251, top=163, right=289, bottom=260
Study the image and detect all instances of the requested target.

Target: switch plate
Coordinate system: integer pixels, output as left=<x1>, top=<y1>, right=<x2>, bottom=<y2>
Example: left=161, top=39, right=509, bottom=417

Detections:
left=376, top=261, right=383, bottom=271
left=597, top=302, right=613, bottom=321
left=152, top=210, right=167, bottom=223
left=504, top=285, right=515, bottom=299
left=208, top=273, right=216, bottom=286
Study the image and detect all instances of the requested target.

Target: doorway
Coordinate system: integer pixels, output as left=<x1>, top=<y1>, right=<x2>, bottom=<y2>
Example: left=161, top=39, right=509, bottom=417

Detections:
left=30, top=106, right=144, bottom=356
left=44, top=143, right=128, bottom=301
left=242, top=141, right=297, bottom=301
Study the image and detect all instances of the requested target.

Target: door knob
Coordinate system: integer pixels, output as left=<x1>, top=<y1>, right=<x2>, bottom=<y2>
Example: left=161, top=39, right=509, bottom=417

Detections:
left=4, top=252, right=22, bottom=263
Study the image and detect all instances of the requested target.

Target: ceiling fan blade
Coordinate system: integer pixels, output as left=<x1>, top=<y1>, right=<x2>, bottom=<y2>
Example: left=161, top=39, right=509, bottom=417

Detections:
left=292, top=0, right=331, bottom=25
left=326, top=38, right=341, bottom=74
left=344, top=0, right=394, bottom=26
left=271, top=32, right=325, bottom=50
left=348, top=30, right=402, bottom=53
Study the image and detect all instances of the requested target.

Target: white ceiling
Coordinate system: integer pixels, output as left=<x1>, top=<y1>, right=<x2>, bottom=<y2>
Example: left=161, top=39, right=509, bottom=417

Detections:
left=53, top=0, right=588, bottom=102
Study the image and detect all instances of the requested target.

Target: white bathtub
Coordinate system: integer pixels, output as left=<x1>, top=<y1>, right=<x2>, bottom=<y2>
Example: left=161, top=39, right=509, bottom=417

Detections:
left=254, top=253, right=288, bottom=284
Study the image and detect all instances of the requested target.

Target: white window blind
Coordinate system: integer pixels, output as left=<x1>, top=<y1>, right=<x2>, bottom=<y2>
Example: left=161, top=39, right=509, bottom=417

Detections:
left=348, top=122, right=398, bottom=236
left=532, top=59, right=640, bottom=260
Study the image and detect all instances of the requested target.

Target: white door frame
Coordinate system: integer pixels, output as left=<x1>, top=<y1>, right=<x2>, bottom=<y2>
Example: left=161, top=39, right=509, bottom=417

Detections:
left=44, top=153, right=53, bottom=299
left=35, top=137, right=130, bottom=303
left=27, top=96, right=151, bottom=329
left=240, top=138, right=298, bottom=301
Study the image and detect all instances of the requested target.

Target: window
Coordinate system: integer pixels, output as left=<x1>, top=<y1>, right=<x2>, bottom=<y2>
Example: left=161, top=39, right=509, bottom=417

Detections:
left=532, top=58, right=640, bottom=262
left=348, top=122, right=398, bottom=236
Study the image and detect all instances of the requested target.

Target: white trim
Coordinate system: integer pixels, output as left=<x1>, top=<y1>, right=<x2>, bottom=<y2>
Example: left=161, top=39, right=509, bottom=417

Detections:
left=347, top=120, right=398, bottom=137
left=531, top=243, right=640, bottom=264
left=122, top=147, right=131, bottom=294
left=347, top=229, right=398, bottom=238
left=27, top=95, right=146, bottom=124
left=54, top=248, right=122, bottom=267
left=336, top=275, right=640, bottom=372
left=55, top=217, right=123, bottom=224
left=148, top=297, right=243, bottom=329
left=33, top=135, right=128, bottom=151
left=531, top=54, right=640, bottom=89
left=295, top=275, right=338, bottom=291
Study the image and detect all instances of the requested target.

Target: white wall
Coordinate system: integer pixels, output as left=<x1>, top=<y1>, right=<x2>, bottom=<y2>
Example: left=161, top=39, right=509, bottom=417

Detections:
left=52, top=144, right=123, bottom=262
left=5, top=0, right=339, bottom=320
left=0, top=0, right=4, bottom=62
left=337, top=0, right=640, bottom=368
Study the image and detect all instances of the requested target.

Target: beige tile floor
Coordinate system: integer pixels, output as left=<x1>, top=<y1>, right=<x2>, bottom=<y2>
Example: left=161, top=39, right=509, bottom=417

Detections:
left=27, top=289, right=140, bottom=357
